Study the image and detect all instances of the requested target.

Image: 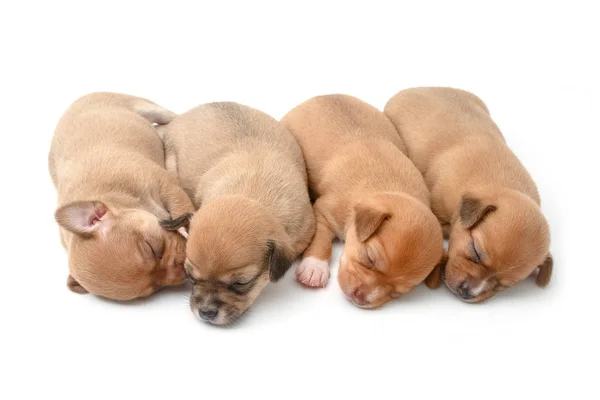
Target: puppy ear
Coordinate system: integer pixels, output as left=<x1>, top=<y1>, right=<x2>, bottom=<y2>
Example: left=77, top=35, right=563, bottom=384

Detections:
left=354, top=204, right=390, bottom=242
left=160, top=213, right=193, bottom=231
left=424, top=253, right=448, bottom=289
left=266, top=240, right=295, bottom=282
left=535, top=254, right=553, bottom=288
left=67, top=275, right=88, bottom=294
left=459, top=196, right=497, bottom=229
left=55, top=201, right=108, bottom=237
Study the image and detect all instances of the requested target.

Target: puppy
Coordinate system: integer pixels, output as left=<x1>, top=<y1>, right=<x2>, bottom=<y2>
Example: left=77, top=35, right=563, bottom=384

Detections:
left=49, top=93, right=195, bottom=300
left=281, top=95, right=444, bottom=308
left=160, top=102, right=315, bottom=325
left=384, top=87, right=552, bottom=303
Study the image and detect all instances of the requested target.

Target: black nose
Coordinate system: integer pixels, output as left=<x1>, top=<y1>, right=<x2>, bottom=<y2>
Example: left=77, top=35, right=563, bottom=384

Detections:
left=457, top=281, right=473, bottom=300
left=198, top=308, right=218, bottom=320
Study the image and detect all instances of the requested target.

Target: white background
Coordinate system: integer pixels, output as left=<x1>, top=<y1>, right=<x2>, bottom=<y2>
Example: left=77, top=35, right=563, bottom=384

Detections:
left=1, top=1, right=597, bottom=399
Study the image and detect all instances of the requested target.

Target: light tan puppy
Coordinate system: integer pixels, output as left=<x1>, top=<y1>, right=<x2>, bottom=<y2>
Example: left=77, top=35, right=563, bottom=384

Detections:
left=384, top=87, right=552, bottom=303
left=160, top=102, right=315, bottom=325
left=49, top=93, right=195, bottom=300
left=281, top=95, right=444, bottom=308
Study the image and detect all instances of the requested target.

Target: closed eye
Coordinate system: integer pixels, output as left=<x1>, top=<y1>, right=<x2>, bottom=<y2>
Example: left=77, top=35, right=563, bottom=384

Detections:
left=145, top=241, right=158, bottom=259
left=470, top=240, right=481, bottom=264
left=228, top=282, right=249, bottom=294
left=228, top=273, right=260, bottom=294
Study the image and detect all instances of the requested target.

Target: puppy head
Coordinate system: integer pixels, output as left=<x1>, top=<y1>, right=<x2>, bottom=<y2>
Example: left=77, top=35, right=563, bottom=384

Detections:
left=338, top=193, right=444, bottom=308
left=163, top=197, right=294, bottom=325
left=444, top=189, right=551, bottom=303
left=56, top=201, right=187, bottom=300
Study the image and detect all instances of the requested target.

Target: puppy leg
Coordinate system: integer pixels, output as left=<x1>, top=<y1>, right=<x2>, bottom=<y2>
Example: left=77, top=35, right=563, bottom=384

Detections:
left=296, top=206, right=335, bottom=288
left=159, top=175, right=195, bottom=218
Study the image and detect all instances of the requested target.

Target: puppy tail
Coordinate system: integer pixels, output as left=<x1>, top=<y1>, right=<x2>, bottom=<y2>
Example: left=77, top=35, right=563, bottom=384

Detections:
left=74, top=93, right=177, bottom=127
left=133, top=99, right=177, bottom=127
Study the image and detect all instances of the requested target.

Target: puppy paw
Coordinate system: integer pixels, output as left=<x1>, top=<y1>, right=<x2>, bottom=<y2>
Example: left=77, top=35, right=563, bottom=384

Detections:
left=296, top=257, right=330, bottom=288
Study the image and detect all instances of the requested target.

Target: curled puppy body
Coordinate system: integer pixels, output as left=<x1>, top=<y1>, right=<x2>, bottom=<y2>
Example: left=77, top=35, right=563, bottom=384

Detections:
left=384, top=87, right=552, bottom=303
left=281, top=95, right=444, bottom=309
left=161, top=102, right=315, bottom=325
left=49, top=93, right=195, bottom=300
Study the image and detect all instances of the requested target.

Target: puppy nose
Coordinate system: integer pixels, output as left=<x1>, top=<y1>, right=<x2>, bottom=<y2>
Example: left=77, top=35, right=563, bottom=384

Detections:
left=198, top=308, right=218, bottom=321
left=457, top=281, right=473, bottom=300
left=353, top=289, right=366, bottom=305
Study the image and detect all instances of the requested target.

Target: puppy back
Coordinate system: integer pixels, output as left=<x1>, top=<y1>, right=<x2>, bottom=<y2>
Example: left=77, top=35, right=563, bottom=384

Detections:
left=164, top=101, right=307, bottom=190
left=283, top=94, right=406, bottom=153
left=282, top=94, right=414, bottom=197
left=49, top=92, right=173, bottom=191
left=385, top=87, right=540, bottom=207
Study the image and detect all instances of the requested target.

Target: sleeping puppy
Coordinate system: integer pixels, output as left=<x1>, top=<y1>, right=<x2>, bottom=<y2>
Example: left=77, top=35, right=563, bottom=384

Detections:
left=49, top=92, right=195, bottom=300
left=160, top=102, right=315, bottom=325
left=384, top=87, right=552, bottom=303
left=281, top=95, right=444, bottom=308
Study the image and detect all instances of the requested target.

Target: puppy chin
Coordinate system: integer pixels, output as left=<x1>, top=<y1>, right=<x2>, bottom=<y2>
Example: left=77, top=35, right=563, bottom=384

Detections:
left=444, top=278, right=497, bottom=303
left=346, top=292, right=388, bottom=309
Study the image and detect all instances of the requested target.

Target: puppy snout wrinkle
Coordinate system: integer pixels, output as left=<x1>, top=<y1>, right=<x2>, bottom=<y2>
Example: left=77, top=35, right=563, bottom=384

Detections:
left=198, top=308, right=219, bottom=321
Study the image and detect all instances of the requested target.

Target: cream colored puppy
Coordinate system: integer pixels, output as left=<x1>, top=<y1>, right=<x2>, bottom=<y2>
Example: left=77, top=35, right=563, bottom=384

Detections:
left=49, top=93, right=195, bottom=300
left=160, top=102, right=315, bottom=325
left=384, top=87, right=552, bottom=303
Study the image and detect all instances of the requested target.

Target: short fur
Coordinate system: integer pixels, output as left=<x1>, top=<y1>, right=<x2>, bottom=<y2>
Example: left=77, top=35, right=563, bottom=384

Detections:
left=384, top=87, right=552, bottom=302
left=281, top=95, right=444, bottom=308
left=49, top=93, right=195, bottom=300
left=161, top=102, right=315, bottom=325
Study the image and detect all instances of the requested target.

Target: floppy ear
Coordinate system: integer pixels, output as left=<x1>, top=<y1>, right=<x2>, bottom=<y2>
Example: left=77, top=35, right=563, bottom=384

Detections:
left=160, top=213, right=193, bottom=231
left=55, top=201, right=108, bottom=237
left=354, top=203, right=390, bottom=242
left=67, top=275, right=88, bottom=294
left=266, top=240, right=295, bottom=282
left=535, top=254, right=553, bottom=288
left=459, top=196, right=497, bottom=229
left=424, top=253, right=448, bottom=289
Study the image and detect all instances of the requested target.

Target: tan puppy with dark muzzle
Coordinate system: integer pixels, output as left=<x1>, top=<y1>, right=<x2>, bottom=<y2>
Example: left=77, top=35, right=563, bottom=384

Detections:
left=49, top=92, right=195, bottom=300
left=384, top=87, right=552, bottom=303
left=160, top=102, right=315, bottom=325
left=281, top=95, right=444, bottom=308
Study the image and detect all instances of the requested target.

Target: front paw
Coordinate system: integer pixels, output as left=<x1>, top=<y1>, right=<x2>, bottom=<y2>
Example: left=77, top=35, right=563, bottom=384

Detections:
left=296, top=257, right=330, bottom=288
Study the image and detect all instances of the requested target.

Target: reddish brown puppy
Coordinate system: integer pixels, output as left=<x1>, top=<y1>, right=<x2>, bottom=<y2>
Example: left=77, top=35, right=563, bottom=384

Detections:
left=282, top=94, right=444, bottom=308
left=384, top=87, right=552, bottom=303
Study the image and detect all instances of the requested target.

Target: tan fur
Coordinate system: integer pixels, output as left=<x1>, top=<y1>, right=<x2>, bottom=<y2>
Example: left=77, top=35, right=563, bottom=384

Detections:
left=384, top=87, right=552, bottom=302
left=49, top=93, right=195, bottom=300
left=281, top=95, right=444, bottom=308
left=162, top=102, right=315, bottom=325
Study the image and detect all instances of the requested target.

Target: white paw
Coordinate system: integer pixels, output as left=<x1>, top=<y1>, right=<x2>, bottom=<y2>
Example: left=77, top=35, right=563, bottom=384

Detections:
left=296, top=257, right=330, bottom=288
